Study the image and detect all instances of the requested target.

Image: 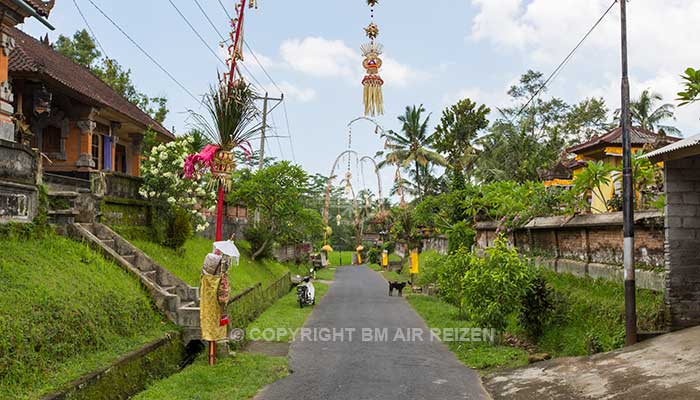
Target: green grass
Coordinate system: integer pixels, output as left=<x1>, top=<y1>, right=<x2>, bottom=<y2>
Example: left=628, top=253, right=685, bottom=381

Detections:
left=535, top=270, right=665, bottom=357
left=407, top=295, right=528, bottom=372
left=247, top=283, right=329, bottom=342
left=0, top=233, right=172, bottom=399
left=133, top=353, right=287, bottom=400
left=315, top=267, right=336, bottom=281
left=130, top=237, right=289, bottom=290
left=327, top=251, right=355, bottom=266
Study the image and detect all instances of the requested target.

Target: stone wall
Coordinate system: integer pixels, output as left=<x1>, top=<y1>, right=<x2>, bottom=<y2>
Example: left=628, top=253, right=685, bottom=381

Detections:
left=0, top=139, right=38, bottom=223
left=664, top=154, right=700, bottom=329
left=422, top=235, right=449, bottom=255
left=104, top=172, right=143, bottom=199
left=476, top=211, right=666, bottom=291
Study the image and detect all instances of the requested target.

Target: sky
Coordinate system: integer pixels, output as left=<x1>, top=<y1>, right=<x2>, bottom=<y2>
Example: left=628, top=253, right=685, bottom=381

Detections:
left=21, top=0, right=700, bottom=197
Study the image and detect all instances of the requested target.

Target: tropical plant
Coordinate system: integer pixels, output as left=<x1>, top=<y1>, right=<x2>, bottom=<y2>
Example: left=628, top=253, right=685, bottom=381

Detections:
left=678, top=67, right=700, bottom=107
left=612, top=151, right=661, bottom=209
left=572, top=161, right=615, bottom=213
left=189, top=80, right=260, bottom=153
left=379, top=105, right=446, bottom=200
left=616, top=89, right=679, bottom=135
left=433, top=99, right=491, bottom=190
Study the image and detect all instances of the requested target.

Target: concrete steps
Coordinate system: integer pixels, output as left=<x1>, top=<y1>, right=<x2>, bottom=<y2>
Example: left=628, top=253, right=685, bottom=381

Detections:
left=68, top=223, right=202, bottom=342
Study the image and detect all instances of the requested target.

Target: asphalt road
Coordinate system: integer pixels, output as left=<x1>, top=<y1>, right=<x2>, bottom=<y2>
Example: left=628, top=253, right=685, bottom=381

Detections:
left=255, top=266, right=489, bottom=400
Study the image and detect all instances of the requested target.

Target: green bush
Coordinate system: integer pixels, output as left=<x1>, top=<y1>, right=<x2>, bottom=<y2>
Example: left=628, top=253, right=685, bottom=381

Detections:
left=244, top=225, right=275, bottom=259
left=165, top=207, right=192, bottom=250
left=436, top=247, right=475, bottom=316
left=446, top=221, right=475, bottom=253
left=518, top=271, right=555, bottom=340
left=461, top=237, right=534, bottom=332
left=415, top=251, right=445, bottom=286
left=367, top=247, right=380, bottom=264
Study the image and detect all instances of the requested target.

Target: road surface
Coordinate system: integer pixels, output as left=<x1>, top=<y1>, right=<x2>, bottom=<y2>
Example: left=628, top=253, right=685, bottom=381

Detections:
left=255, top=266, right=489, bottom=400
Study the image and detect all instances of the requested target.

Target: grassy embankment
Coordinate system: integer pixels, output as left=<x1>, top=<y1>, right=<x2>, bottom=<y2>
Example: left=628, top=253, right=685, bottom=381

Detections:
left=406, top=268, right=665, bottom=373
left=135, top=275, right=330, bottom=399
left=126, top=236, right=290, bottom=291
left=0, top=233, right=174, bottom=399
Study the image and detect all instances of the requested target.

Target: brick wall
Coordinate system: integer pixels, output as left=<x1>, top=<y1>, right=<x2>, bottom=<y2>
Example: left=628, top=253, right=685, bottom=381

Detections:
left=475, top=211, right=666, bottom=291
left=664, top=154, right=700, bottom=329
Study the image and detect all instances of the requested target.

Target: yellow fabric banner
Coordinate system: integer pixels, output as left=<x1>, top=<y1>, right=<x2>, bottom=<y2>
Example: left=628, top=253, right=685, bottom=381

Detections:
left=410, top=249, right=419, bottom=274
left=381, top=252, right=388, bottom=267
left=200, top=274, right=227, bottom=341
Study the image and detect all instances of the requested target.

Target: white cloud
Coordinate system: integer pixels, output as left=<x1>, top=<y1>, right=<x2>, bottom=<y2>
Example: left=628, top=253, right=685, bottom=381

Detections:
left=278, top=36, right=424, bottom=87
left=268, top=81, right=317, bottom=103
left=280, top=37, right=358, bottom=78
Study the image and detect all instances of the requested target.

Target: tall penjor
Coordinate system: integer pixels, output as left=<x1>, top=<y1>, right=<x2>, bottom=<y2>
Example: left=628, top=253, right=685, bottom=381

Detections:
left=362, top=0, right=384, bottom=117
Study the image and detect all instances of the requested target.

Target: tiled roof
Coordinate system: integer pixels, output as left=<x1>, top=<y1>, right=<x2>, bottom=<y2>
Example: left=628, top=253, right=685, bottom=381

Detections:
left=24, top=0, right=54, bottom=17
left=8, top=27, right=174, bottom=140
left=566, top=126, right=680, bottom=155
left=644, top=133, right=700, bottom=162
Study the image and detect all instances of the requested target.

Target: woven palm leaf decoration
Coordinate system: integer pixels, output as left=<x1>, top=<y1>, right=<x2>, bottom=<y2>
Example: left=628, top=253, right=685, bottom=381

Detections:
left=362, top=0, right=384, bottom=116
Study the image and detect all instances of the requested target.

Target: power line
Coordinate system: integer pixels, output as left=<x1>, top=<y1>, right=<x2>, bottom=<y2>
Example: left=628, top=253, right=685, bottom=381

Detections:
left=216, top=0, right=234, bottom=20
left=514, top=0, right=617, bottom=119
left=73, top=0, right=108, bottom=58
left=244, top=39, right=283, bottom=94
left=192, top=0, right=227, bottom=42
left=85, top=0, right=201, bottom=104
left=282, top=100, right=297, bottom=163
left=166, top=0, right=227, bottom=67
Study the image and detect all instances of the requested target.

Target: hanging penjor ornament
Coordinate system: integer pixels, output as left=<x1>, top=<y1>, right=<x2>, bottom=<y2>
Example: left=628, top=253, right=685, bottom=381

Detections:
left=362, top=0, right=384, bottom=117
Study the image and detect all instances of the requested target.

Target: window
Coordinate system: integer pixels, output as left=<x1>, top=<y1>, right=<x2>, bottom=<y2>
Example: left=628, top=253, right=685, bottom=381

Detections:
left=42, top=125, right=61, bottom=153
left=115, top=143, right=127, bottom=173
left=92, top=134, right=102, bottom=170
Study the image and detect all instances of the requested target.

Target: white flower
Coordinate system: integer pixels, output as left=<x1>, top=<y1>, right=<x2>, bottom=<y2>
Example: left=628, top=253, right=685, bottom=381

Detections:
left=149, top=191, right=156, bottom=197
left=208, top=205, right=216, bottom=212
left=159, top=152, right=168, bottom=161
left=167, top=197, right=176, bottom=204
left=196, top=224, right=206, bottom=232
left=196, top=188, right=206, bottom=196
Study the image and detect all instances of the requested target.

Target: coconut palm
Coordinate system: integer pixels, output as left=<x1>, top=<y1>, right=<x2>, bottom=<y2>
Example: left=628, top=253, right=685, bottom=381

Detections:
left=616, top=89, right=680, bottom=135
left=379, top=105, right=446, bottom=200
left=572, top=161, right=615, bottom=213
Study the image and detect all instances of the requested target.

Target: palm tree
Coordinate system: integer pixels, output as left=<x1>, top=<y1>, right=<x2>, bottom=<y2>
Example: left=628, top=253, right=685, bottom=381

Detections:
left=572, top=161, right=615, bottom=213
left=616, top=89, right=680, bottom=135
left=379, top=105, right=446, bottom=200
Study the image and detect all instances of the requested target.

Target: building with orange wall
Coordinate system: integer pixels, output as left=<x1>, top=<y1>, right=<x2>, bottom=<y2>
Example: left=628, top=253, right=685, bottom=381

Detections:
left=7, top=26, right=173, bottom=178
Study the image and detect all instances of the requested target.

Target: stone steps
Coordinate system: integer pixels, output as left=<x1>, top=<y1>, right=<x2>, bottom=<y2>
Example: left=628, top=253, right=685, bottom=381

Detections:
left=67, top=223, right=201, bottom=342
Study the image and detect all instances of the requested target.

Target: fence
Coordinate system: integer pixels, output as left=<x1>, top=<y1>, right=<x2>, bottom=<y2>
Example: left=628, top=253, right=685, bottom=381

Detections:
left=226, top=272, right=292, bottom=347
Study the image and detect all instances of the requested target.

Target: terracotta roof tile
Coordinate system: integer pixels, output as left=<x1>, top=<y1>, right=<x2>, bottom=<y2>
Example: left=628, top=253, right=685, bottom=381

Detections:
left=566, top=126, right=680, bottom=155
left=24, top=0, right=54, bottom=17
left=8, top=27, right=174, bottom=140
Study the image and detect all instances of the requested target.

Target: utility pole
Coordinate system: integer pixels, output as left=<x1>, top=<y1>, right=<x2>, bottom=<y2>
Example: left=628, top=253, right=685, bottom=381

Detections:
left=620, top=0, right=637, bottom=346
left=254, top=93, right=283, bottom=170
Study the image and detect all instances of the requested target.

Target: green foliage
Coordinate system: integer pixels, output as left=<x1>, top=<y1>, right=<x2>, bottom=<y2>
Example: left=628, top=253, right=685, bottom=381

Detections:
left=616, top=89, right=679, bottom=135
left=461, top=237, right=535, bottom=332
left=475, top=70, right=611, bottom=183
left=518, top=271, right=555, bottom=340
left=129, top=237, right=289, bottom=289
left=678, top=67, right=700, bottom=106
left=54, top=30, right=168, bottom=123
left=367, top=247, right=380, bottom=264
left=413, top=250, right=444, bottom=286
left=228, top=161, right=324, bottom=259
left=132, top=353, right=288, bottom=400
left=614, top=151, right=663, bottom=209
left=436, top=247, right=473, bottom=315
left=572, top=160, right=615, bottom=213
left=243, top=225, right=275, bottom=260
left=433, top=98, right=491, bottom=189
left=0, top=233, right=170, bottom=398
left=165, top=207, right=192, bottom=250
left=446, top=221, right=475, bottom=254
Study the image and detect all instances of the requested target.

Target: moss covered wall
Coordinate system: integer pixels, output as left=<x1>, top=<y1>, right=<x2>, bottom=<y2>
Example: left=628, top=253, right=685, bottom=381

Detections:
left=44, top=332, right=185, bottom=400
left=100, top=197, right=150, bottom=226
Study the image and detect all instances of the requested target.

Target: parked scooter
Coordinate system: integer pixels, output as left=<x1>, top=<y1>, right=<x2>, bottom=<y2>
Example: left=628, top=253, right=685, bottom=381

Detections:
left=296, top=274, right=316, bottom=308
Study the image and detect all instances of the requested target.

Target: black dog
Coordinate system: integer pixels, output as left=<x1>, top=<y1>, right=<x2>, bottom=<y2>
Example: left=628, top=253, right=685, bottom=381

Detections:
left=388, top=281, right=408, bottom=297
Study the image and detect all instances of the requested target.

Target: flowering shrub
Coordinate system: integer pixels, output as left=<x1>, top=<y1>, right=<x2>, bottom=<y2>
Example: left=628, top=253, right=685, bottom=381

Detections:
left=139, top=136, right=216, bottom=244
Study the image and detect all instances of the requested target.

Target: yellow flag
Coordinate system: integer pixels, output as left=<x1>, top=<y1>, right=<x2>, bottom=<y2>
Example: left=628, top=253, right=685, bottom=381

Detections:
left=410, top=249, right=419, bottom=274
left=381, top=251, right=388, bottom=267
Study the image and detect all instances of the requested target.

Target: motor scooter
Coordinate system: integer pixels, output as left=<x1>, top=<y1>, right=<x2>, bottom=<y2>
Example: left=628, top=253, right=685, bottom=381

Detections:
left=296, top=274, right=316, bottom=308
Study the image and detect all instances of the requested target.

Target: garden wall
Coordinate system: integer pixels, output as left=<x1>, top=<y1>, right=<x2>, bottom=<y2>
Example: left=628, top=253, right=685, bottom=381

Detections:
left=422, top=235, right=448, bottom=255
left=476, top=211, right=666, bottom=291
left=0, top=139, right=38, bottom=223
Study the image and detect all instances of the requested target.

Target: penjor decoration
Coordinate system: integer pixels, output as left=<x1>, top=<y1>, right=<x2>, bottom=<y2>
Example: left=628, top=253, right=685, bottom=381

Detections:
left=362, top=0, right=384, bottom=116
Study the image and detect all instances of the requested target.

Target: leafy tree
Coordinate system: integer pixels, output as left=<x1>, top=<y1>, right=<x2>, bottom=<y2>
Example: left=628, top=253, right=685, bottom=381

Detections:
left=433, top=99, right=491, bottom=190
left=616, top=89, right=679, bottom=135
left=678, top=67, right=700, bottom=107
left=54, top=29, right=169, bottom=124
left=379, top=105, right=446, bottom=200
left=474, top=70, right=613, bottom=183
left=228, top=162, right=323, bottom=259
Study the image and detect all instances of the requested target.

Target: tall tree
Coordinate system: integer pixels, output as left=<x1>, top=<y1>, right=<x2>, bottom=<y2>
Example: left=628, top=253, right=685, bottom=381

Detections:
left=379, top=105, right=446, bottom=200
left=433, top=98, right=490, bottom=190
left=678, top=67, right=700, bottom=106
left=54, top=29, right=169, bottom=124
